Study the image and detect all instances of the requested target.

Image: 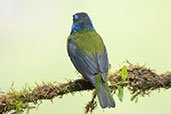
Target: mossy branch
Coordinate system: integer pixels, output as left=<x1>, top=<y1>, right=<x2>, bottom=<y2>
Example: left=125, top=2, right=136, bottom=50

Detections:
left=0, top=61, right=171, bottom=113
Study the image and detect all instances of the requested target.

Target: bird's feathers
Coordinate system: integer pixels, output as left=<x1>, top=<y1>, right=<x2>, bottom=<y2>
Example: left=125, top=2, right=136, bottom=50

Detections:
left=71, top=13, right=95, bottom=34
left=67, top=31, right=108, bottom=86
left=95, top=74, right=115, bottom=108
left=68, top=31, right=104, bottom=56
left=67, top=12, right=115, bottom=108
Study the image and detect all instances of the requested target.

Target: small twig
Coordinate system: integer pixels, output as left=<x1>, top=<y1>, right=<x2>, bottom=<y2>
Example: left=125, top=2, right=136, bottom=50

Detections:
left=85, top=91, right=97, bottom=114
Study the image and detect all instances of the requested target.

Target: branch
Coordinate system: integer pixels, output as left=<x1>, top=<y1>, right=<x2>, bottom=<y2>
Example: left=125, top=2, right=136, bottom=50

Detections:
left=0, top=61, right=171, bottom=113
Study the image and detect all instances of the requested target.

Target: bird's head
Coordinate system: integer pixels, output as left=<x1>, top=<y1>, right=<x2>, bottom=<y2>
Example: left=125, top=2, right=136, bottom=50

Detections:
left=71, top=12, right=95, bottom=34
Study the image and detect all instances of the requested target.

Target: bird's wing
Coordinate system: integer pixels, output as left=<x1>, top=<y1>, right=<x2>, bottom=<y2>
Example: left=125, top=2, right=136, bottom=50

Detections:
left=68, top=39, right=99, bottom=86
left=68, top=39, right=109, bottom=86
left=96, top=46, right=109, bottom=81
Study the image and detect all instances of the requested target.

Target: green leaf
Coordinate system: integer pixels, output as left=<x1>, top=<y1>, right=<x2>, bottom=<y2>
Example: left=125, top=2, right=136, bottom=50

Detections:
left=130, top=94, right=138, bottom=101
left=121, top=66, right=128, bottom=81
left=1, top=103, right=5, bottom=106
left=117, top=86, right=124, bottom=102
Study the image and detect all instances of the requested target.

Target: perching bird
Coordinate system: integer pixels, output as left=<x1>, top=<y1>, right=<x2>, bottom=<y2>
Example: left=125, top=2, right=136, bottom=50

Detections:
left=67, top=12, right=115, bottom=108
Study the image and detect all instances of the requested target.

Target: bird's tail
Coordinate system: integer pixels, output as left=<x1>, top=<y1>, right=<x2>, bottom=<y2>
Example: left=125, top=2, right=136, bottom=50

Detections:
left=95, top=74, right=115, bottom=108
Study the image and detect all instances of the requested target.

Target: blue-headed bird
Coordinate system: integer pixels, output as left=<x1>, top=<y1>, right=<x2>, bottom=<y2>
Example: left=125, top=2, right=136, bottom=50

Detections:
left=67, top=12, right=115, bottom=108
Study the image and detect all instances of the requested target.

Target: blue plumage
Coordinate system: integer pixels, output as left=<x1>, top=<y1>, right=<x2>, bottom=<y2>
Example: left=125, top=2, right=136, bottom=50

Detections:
left=67, top=12, right=115, bottom=108
left=71, top=13, right=95, bottom=34
left=68, top=39, right=98, bottom=86
left=67, top=38, right=109, bottom=86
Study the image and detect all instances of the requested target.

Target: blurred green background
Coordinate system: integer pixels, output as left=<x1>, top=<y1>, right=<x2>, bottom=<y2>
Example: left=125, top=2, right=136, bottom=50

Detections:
left=0, top=0, right=171, bottom=114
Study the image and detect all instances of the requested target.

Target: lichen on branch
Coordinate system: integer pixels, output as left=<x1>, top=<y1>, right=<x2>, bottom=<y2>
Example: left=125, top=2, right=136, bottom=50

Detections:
left=0, top=61, right=171, bottom=114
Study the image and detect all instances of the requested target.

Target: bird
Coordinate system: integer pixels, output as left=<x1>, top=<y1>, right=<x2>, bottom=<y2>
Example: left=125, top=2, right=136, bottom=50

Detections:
left=67, top=12, right=115, bottom=108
